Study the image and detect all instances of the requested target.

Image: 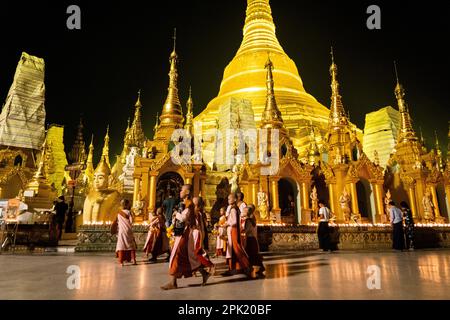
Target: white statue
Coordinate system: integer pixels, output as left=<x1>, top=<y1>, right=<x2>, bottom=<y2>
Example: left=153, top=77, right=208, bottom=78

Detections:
left=229, top=164, right=239, bottom=193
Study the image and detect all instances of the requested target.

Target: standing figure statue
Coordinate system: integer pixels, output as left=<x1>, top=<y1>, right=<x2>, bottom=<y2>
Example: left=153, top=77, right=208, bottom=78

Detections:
left=257, top=186, right=269, bottom=221
left=422, top=189, right=435, bottom=222
left=229, top=164, right=239, bottom=193
left=383, top=189, right=392, bottom=223
left=310, top=186, right=319, bottom=221
left=339, top=188, right=352, bottom=222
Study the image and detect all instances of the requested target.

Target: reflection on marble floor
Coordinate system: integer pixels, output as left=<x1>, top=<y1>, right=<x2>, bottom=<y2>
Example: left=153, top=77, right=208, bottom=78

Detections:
left=0, top=250, right=449, bottom=300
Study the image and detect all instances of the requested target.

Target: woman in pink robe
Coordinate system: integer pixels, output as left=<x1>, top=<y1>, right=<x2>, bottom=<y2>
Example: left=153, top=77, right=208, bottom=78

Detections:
left=115, top=199, right=137, bottom=266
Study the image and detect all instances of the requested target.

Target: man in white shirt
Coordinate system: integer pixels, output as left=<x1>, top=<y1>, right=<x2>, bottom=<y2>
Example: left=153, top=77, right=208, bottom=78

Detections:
left=388, top=201, right=405, bottom=251
left=317, top=200, right=332, bottom=251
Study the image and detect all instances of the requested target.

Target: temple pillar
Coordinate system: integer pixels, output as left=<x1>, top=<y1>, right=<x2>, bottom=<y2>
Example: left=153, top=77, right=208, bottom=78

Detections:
left=349, top=181, right=359, bottom=215
left=141, top=168, right=150, bottom=209
left=132, top=177, right=140, bottom=205
left=301, top=181, right=309, bottom=210
left=328, top=183, right=337, bottom=217
left=269, top=176, right=281, bottom=221
left=408, top=185, right=418, bottom=219
left=193, top=165, right=202, bottom=197
left=429, top=185, right=442, bottom=218
left=373, top=182, right=385, bottom=223
left=249, top=179, right=258, bottom=206
left=148, top=172, right=158, bottom=214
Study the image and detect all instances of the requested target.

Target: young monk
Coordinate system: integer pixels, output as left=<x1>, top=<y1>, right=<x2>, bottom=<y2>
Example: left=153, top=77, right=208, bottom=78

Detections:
left=160, top=184, right=213, bottom=290
left=214, top=207, right=227, bottom=257
left=193, top=196, right=215, bottom=273
left=115, top=199, right=137, bottom=266
left=143, top=207, right=170, bottom=263
left=242, top=204, right=265, bottom=277
left=222, top=193, right=252, bottom=278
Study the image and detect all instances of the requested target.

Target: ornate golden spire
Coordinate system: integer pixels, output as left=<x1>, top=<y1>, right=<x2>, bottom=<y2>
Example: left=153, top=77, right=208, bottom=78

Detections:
left=153, top=112, right=159, bottom=133
left=33, top=137, right=48, bottom=180
left=237, top=0, right=284, bottom=56
left=185, top=86, right=194, bottom=136
left=307, top=123, right=320, bottom=165
left=68, top=117, right=87, bottom=164
left=127, top=90, right=146, bottom=148
left=159, top=29, right=184, bottom=128
left=260, top=56, right=285, bottom=131
left=101, top=125, right=111, bottom=168
left=394, top=62, right=418, bottom=144
left=329, top=47, right=348, bottom=129
left=85, top=134, right=95, bottom=183
left=435, top=130, right=444, bottom=171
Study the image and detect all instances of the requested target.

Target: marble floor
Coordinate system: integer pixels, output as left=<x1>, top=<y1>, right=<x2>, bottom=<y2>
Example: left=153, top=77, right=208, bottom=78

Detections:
left=0, top=249, right=449, bottom=300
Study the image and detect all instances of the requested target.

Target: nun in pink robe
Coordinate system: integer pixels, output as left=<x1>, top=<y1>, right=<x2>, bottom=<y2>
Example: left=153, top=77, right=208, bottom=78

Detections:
left=115, top=199, right=137, bottom=266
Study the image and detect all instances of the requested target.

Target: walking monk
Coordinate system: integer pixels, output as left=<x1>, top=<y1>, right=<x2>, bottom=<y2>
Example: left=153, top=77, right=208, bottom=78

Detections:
left=143, top=207, right=170, bottom=262
left=222, top=193, right=252, bottom=277
left=161, top=184, right=213, bottom=290
left=114, top=199, right=137, bottom=266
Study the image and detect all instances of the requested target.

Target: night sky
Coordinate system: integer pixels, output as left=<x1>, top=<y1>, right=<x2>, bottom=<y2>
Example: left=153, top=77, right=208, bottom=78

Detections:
left=0, top=0, right=449, bottom=162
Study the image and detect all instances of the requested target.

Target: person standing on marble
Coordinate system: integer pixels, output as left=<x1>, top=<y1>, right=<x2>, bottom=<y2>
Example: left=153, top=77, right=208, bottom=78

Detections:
left=222, top=193, right=252, bottom=277
left=214, top=207, right=227, bottom=257
left=400, top=201, right=415, bottom=250
left=388, top=201, right=405, bottom=251
left=115, top=199, right=137, bottom=266
left=143, top=207, right=170, bottom=262
left=242, top=204, right=265, bottom=277
left=54, top=196, right=68, bottom=241
left=317, top=200, right=332, bottom=252
left=193, top=196, right=209, bottom=251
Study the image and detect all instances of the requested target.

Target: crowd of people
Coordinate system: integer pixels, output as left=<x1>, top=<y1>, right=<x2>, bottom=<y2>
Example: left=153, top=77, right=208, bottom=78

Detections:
left=111, top=185, right=266, bottom=290
left=316, top=199, right=416, bottom=252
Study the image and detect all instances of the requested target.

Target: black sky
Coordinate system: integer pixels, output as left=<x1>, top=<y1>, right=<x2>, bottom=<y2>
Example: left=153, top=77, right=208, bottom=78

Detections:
left=0, top=0, right=449, bottom=162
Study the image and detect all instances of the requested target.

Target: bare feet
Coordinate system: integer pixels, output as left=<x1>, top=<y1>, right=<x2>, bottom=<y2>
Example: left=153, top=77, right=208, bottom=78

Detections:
left=160, top=283, right=178, bottom=290
left=132, top=260, right=137, bottom=265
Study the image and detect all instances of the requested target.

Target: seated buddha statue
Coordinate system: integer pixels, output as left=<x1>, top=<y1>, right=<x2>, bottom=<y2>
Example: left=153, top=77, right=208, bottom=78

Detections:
left=83, top=157, right=121, bottom=224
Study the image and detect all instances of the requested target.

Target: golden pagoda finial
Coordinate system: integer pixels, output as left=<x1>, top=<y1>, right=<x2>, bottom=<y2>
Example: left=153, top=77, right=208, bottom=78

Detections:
left=85, top=134, right=95, bottom=183
left=419, top=126, right=425, bottom=145
left=68, top=116, right=87, bottom=164
left=329, top=48, right=348, bottom=128
left=185, top=86, right=194, bottom=135
left=260, top=56, right=284, bottom=130
left=434, top=130, right=440, bottom=150
left=172, top=28, right=177, bottom=55
left=153, top=112, right=159, bottom=133
left=127, top=90, right=146, bottom=148
left=238, top=0, right=284, bottom=56
left=393, top=62, right=417, bottom=144
left=158, top=31, right=183, bottom=130
left=135, top=89, right=142, bottom=108
left=101, top=125, right=111, bottom=168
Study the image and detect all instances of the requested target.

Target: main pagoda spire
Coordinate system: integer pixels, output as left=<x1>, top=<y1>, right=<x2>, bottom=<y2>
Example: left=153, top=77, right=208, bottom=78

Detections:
left=237, top=0, right=284, bottom=56
left=394, top=62, right=418, bottom=144
left=158, top=28, right=184, bottom=132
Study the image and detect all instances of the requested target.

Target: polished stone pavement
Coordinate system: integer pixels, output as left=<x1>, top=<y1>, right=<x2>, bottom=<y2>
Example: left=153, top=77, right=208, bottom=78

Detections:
left=1, top=249, right=449, bottom=300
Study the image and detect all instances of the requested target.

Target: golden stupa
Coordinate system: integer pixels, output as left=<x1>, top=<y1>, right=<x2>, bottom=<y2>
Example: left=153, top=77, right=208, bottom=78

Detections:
left=195, top=0, right=330, bottom=155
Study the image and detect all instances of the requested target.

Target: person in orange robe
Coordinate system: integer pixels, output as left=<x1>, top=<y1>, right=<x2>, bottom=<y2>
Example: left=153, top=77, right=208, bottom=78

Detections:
left=143, top=207, right=170, bottom=262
